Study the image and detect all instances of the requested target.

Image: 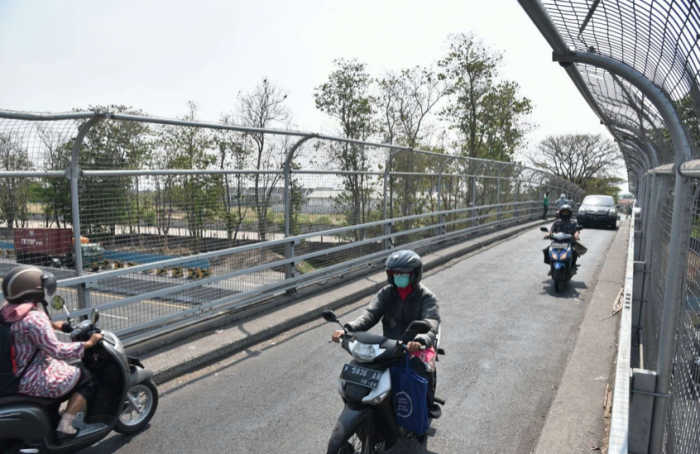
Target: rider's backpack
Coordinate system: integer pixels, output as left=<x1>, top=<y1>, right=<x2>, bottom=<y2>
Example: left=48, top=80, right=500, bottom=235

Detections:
left=0, top=315, right=38, bottom=398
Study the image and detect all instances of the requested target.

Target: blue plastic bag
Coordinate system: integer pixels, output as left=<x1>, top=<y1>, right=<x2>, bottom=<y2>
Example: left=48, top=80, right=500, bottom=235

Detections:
left=391, top=352, right=429, bottom=435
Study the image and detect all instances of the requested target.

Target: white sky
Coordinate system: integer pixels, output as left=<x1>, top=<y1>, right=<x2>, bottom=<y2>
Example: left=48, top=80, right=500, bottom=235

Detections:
left=0, top=0, right=627, bottom=191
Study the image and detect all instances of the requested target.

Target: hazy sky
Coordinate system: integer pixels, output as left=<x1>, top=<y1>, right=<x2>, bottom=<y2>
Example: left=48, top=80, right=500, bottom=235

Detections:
left=0, top=0, right=624, bottom=189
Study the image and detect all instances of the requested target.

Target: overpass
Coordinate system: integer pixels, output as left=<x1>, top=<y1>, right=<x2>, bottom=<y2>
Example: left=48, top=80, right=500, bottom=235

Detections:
left=1, top=1, right=699, bottom=453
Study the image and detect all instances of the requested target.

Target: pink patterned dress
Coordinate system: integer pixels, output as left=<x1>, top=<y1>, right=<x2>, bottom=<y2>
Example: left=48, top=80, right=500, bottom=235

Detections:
left=11, top=310, right=85, bottom=398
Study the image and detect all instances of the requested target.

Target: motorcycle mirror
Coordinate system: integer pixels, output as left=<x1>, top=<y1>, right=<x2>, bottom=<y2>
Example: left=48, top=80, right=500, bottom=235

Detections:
left=90, top=309, right=100, bottom=325
left=51, top=295, right=65, bottom=311
left=321, top=310, right=338, bottom=324
left=406, top=320, right=432, bottom=335
left=540, top=227, right=549, bottom=232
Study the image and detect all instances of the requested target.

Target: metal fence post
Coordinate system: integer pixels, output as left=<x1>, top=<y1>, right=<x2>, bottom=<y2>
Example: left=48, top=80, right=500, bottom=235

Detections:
left=496, top=163, right=514, bottom=221
left=382, top=150, right=398, bottom=250
left=437, top=157, right=456, bottom=236
left=283, top=162, right=295, bottom=285
left=69, top=115, right=101, bottom=310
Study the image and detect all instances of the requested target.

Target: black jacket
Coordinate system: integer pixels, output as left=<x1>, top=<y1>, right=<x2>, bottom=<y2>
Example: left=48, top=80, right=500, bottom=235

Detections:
left=345, top=284, right=440, bottom=347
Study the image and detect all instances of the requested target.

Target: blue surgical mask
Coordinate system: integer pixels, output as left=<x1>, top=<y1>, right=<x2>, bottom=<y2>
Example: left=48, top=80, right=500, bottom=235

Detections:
left=394, top=275, right=411, bottom=288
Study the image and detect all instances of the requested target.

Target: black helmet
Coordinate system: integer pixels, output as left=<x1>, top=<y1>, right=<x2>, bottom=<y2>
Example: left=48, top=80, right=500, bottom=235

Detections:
left=1, top=265, right=57, bottom=305
left=385, top=250, right=423, bottom=286
left=559, top=205, right=573, bottom=220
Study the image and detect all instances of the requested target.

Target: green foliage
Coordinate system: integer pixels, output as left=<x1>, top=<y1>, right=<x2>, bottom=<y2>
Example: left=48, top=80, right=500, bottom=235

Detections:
left=439, top=33, right=533, bottom=161
left=0, top=133, right=32, bottom=228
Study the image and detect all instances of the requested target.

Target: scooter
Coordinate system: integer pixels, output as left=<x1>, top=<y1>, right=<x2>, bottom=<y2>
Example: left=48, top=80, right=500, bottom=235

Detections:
left=0, top=295, right=158, bottom=454
left=322, top=310, right=445, bottom=454
left=541, top=226, right=583, bottom=292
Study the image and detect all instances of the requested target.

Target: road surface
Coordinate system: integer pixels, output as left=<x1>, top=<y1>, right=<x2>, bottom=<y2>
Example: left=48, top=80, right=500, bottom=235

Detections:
left=85, top=224, right=620, bottom=453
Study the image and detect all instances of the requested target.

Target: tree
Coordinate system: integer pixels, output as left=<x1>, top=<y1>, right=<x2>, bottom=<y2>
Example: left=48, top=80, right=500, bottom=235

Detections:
left=315, top=59, right=378, bottom=234
left=378, top=66, right=449, bottom=222
left=162, top=101, right=219, bottom=242
left=527, top=134, right=624, bottom=194
left=439, top=33, right=533, bottom=161
left=236, top=78, right=293, bottom=242
left=76, top=105, right=153, bottom=244
left=0, top=133, right=31, bottom=229
left=36, top=125, right=72, bottom=228
left=215, top=115, right=250, bottom=242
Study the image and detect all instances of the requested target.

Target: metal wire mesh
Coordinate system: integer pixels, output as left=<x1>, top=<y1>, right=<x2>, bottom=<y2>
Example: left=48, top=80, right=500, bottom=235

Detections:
left=665, top=181, right=700, bottom=454
left=0, top=110, right=580, bottom=339
left=642, top=175, right=676, bottom=370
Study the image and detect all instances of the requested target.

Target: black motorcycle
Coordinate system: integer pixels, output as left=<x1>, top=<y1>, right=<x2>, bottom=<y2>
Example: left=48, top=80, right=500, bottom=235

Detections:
left=322, top=310, right=445, bottom=454
left=0, top=296, right=158, bottom=454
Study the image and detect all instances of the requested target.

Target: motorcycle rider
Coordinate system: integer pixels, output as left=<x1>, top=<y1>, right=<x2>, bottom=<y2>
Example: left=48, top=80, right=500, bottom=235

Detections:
left=1, top=265, right=103, bottom=443
left=331, top=250, right=441, bottom=420
left=555, top=193, right=568, bottom=209
left=544, top=205, right=586, bottom=268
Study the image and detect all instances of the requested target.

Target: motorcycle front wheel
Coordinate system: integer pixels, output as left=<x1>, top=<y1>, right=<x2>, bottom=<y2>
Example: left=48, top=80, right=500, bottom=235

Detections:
left=553, top=269, right=563, bottom=293
left=337, top=433, right=382, bottom=454
left=115, top=379, right=159, bottom=435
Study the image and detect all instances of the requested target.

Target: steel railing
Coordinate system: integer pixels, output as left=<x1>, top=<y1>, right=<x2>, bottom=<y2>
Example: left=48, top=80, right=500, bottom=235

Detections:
left=0, top=108, right=581, bottom=344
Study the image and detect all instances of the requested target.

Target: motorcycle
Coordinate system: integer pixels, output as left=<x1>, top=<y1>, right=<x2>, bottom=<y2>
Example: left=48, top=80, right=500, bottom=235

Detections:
left=541, top=225, right=583, bottom=292
left=322, top=310, right=445, bottom=454
left=0, top=296, right=158, bottom=454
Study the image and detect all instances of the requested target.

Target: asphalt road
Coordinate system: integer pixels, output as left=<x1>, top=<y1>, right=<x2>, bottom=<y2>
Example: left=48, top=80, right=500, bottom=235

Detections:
left=85, top=224, right=620, bottom=454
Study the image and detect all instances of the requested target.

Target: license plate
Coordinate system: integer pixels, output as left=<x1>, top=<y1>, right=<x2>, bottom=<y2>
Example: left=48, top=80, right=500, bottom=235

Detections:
left=339, top=364, right=383, bottom=389
left=551, top=243, right=569, bottom=249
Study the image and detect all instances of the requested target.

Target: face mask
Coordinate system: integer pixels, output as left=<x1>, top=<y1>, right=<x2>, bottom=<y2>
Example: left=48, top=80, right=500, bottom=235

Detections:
left=394, top=275, right=411, bottom=288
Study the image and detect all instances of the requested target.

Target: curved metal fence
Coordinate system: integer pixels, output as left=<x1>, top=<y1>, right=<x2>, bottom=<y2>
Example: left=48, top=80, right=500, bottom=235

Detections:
left=0, top=109, right=581, bottom=344
left=519, top=1, right=700, bottom=453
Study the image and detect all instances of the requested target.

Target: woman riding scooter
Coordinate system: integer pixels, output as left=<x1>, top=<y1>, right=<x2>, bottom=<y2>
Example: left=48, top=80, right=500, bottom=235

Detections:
left=1, top=265, right=103, bottom=443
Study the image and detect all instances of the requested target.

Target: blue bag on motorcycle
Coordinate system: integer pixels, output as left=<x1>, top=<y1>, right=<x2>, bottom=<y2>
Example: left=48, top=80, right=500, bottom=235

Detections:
left=390, top=352, right=429, bottom=435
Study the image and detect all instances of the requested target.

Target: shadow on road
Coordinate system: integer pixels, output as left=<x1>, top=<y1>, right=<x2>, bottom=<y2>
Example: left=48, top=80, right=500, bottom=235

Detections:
left=80, top=425, right=153, bottom=454
left=539, top=278, right=588, bottom=299
left=158, top=302, right=364, bottom=398
left=386, top=427, right=441, bottom=453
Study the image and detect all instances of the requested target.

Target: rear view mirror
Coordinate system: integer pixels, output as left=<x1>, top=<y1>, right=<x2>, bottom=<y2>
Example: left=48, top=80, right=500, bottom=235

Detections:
left=321, top=310, right=338, bottom=324
left=90, top=309, right=100, bottom=324
left=51, top=295, right=65, bottom=311
left=406, top=320, right=432, bottom=335
left=540, top=227, right=549, bottom=232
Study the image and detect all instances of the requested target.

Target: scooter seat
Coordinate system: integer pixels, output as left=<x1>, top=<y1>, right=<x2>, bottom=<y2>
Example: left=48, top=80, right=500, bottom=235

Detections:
left=0, top=394, right=59, bottom=407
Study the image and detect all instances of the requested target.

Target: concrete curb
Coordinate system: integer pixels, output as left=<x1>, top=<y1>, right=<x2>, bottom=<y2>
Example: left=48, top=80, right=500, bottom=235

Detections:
left=141, top=218, right=552, bottom=384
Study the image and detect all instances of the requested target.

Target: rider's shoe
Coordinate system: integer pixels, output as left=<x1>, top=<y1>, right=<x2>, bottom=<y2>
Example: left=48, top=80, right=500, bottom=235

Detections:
left=55, top=429, right=80, bottom=444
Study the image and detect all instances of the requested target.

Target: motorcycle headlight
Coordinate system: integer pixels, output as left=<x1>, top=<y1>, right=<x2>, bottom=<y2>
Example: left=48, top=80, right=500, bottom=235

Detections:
left=559, top=250, right=568, bottom=260
left=368, top=391, right=390, bottom=405
left=350, top=341, right=384, bottom=363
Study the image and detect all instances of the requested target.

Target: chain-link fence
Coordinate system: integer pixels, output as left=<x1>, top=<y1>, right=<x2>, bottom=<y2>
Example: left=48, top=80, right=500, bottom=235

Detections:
left=519, top=1, right=700, bottom=452
left=0, top=109, right=581, bottom=341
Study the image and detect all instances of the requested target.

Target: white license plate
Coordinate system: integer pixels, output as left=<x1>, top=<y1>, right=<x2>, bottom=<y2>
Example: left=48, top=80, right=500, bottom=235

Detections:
left=551, top=243, right=569, bottom=249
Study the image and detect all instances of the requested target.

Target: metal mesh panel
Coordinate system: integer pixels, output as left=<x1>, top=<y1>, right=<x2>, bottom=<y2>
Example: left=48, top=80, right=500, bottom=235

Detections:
left=643, top=175, right=675, bottom=370
left=665, top=181, right=700, bottom=454
left=0, top=109, right=581, bottom=341
left=541, top=0, right=700, bottom=163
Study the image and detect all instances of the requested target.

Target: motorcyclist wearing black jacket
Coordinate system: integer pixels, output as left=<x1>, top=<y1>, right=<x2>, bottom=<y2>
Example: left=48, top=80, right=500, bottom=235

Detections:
left=331, top=250, right=441, bottom=417
left=544, top=205, right=586, bottom=267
